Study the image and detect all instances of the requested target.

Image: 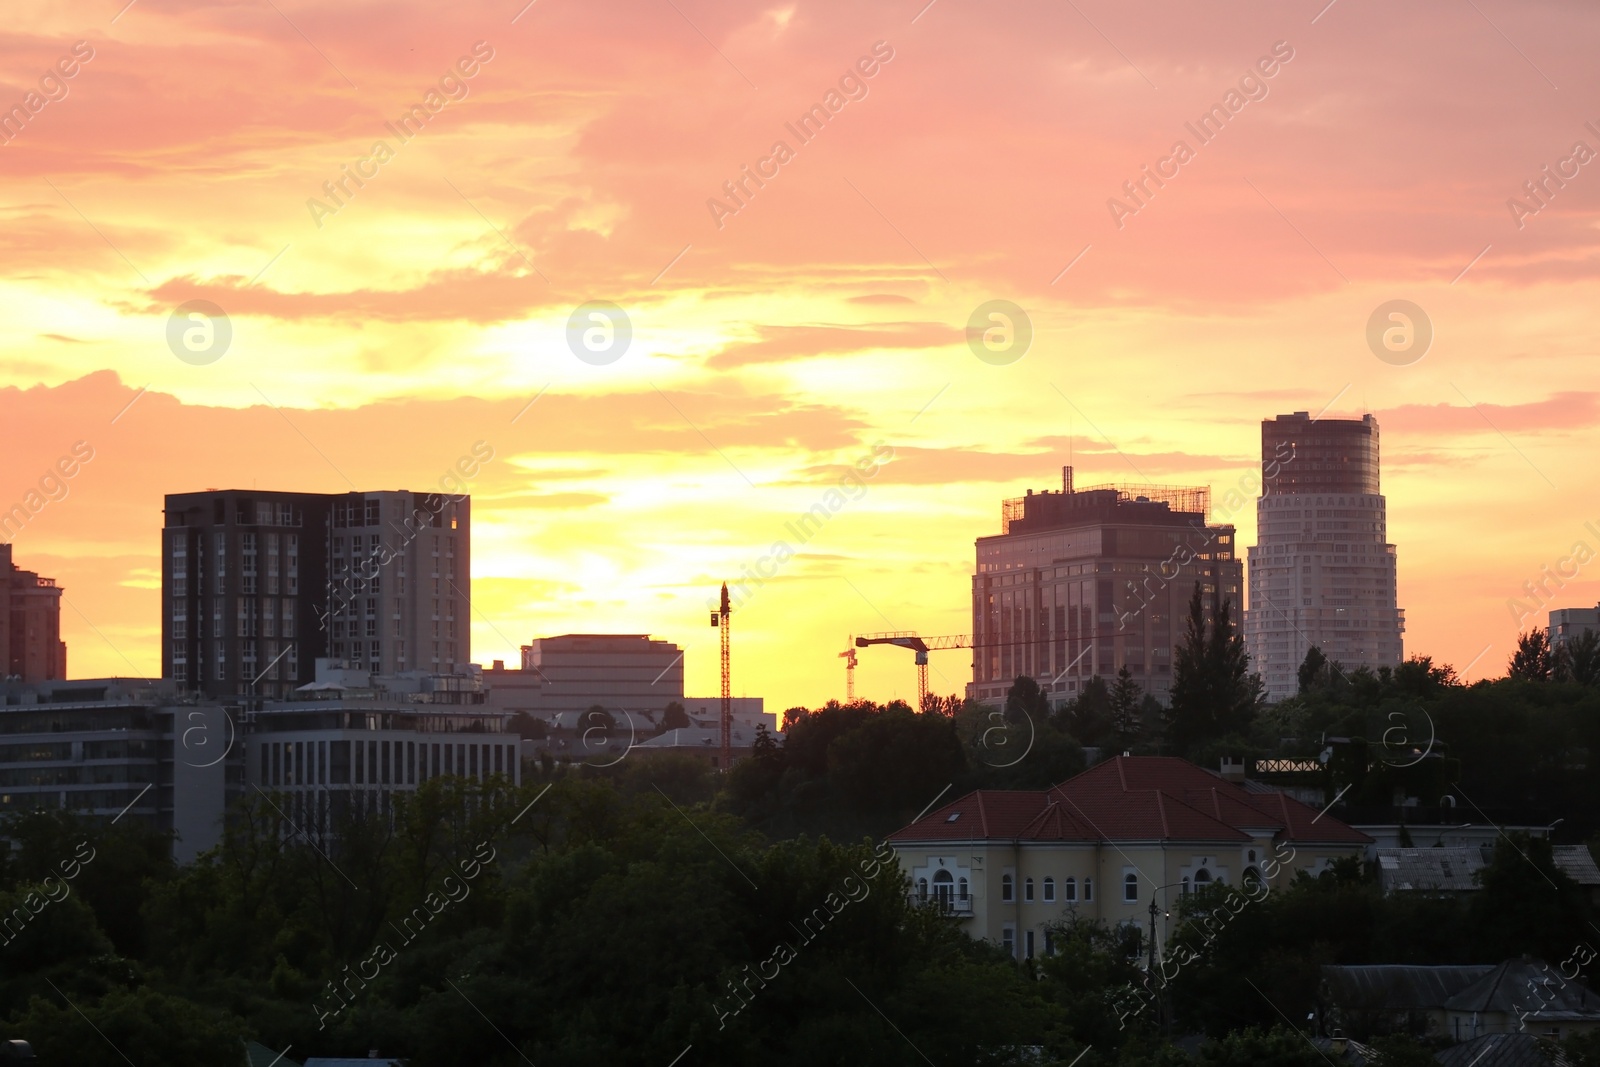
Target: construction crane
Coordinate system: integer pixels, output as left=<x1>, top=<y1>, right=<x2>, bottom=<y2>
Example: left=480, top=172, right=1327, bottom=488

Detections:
left=710, top=583, right=731, bottom=770
left=854, top=632, right=975, bottom=709
left=838, top=646, right=858, bottom=702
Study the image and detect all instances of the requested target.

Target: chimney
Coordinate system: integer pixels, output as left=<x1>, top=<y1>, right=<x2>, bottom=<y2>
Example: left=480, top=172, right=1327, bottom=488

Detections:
left=492, top=659, right=505, bottom=670
left=1330, top=1029, right=1347, bottom=1054
left=1063, top=465, right=1074, bottom=494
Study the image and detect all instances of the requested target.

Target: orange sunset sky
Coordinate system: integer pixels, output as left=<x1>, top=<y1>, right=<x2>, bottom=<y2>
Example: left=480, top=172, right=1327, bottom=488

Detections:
left=2, top=0, right=1598, bottom=710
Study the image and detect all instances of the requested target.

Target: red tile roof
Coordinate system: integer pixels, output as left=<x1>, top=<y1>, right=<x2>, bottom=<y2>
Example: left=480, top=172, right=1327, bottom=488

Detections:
left=889, top=755, right=1371, bottom=846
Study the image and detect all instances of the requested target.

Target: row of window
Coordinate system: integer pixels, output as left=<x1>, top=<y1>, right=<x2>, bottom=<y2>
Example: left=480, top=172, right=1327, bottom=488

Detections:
left=1000, top=873, right=1096, bottom=904
left=259, top=738, right=516, bottom=787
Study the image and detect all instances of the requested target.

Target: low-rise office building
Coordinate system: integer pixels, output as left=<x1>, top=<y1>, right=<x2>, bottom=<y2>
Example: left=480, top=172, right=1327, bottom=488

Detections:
left=0, top=676, right=234, bottom=862
left=249, top=661, right=519, bottom=836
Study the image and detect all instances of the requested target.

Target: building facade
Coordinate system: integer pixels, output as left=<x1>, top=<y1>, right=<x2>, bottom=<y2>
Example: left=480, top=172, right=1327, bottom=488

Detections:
left=0, top=676, right=234, bottom=863
left=889, top=756, right=1370, bottom=962
left=969, top=467, right=1243, bottom=708
left=0, top=544, right=66, bottom=683
left=163, top=489, right=470, bottom=700
left=1245, top=413, right=1404, bottom=701
left=249, top=661, right=517, bottom=836
left=1550, top=604, right=1600, bottom=649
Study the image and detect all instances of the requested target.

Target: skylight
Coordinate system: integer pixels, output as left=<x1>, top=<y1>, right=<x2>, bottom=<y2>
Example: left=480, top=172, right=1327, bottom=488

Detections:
left=946, top=812, right=961, bottom=823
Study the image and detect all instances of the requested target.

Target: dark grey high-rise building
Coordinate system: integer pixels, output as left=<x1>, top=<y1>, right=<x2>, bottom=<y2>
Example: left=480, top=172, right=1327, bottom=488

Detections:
left=162, top=490, right=470, bottom=700
left=1244, top=413, right=1404, bottom=701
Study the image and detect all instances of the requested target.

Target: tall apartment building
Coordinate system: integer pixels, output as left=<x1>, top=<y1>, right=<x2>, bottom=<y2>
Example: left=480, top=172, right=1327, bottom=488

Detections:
left=0, top=543, right=66, bottom=682
left=968, top=467, right=1243, bottom=708
left=163, top=490, right=470, bottom=700
left=1244, top=413, right=1404, bottom=701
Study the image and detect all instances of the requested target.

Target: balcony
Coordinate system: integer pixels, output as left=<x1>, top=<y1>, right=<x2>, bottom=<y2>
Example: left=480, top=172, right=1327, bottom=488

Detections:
left=912, top=892, right=974, bottom=916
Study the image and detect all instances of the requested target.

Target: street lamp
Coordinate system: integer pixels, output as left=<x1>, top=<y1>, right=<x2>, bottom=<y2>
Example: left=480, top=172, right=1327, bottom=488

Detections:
left=1146, top=880, right=1188, bottom=1033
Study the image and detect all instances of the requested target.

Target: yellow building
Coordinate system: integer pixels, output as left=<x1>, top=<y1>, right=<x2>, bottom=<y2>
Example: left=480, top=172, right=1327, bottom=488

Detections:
left=888, top=756, right=1370, bottom=959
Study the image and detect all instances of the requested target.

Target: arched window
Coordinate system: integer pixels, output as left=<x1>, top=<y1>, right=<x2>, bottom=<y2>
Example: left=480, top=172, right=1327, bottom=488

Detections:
left=917, top=877, right=928, bottom=902
left=1194, top=868, right=1212, bottom=886
left=1243, top=867, right=1264, bottom=891
left=1024, top=877, right=1035, bottom=902
left=1063, top=876, right=1077, bottom=902
left=1084, top=878, right=1093, bottom=901
left=1123, top=873, right=1138, bottom=902
left=958, top=877, right=969, bottom=901
left=1002, top=874, right=1014, bottom=902
left=1043, top=877, right=1056, bottom=903
left=1181, top=876, right=1190, bottom=896
left=933, top=869, right=954, bottom=906
left=1248, top=849, right=1257, bottom=863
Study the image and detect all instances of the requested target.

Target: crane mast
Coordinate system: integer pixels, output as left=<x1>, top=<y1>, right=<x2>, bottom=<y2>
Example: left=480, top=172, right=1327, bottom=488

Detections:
left=710, top=583, right=731, bottom=770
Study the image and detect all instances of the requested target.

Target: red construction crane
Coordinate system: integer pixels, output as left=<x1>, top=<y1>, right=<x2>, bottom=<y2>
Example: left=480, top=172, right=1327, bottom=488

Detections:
left=838, top=646, right=858, bottom=702
left=710, top=582, right=731, bottom=770
left=854, top=632, right=974, bottom=709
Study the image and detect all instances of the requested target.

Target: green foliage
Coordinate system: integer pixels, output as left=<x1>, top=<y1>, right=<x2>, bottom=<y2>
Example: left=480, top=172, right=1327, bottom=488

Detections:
left=8, top=986, right=249, bottom=1067
left=1167, top=586, right=1258, bottom=754
left=1555, top=631, right=1600, bottom=686
left=1508, top=629, right=1553, bottom=680
left=1195, top=1025, right=1326, bottom=1066
left=660, top=700, right=692, bottom=731
left=1366, top=1033, right=1441, bottom=1066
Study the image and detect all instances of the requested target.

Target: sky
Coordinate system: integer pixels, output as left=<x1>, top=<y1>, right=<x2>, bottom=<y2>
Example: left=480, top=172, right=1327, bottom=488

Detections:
left=2, top=0, right=1598, bottom=710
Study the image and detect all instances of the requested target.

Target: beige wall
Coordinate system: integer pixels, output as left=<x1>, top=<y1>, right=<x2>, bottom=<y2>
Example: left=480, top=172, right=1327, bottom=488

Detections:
left=896, top=835, right=1362, bottom=958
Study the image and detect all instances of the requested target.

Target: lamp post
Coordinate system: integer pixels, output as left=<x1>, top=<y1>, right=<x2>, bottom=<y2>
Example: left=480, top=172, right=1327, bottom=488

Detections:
left=1146, top=880, right=1188, bottom=1034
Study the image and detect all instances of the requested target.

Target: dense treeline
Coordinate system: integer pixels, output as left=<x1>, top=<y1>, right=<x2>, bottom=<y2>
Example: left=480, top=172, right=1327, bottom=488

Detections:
left=10, top=601, right=1600, bottom=1063
left=5, top=762, right=1593, bottom=1065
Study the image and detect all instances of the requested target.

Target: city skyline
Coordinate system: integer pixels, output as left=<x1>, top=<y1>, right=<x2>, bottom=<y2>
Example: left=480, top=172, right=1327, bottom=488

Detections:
left=5, top=0, right=1600, bottom=712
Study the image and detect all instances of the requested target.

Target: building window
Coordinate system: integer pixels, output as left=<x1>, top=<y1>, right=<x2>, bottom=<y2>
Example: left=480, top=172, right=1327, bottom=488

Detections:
left=1001, top=874, right=1014, bottom=902
left=1025, top=930, right=1035, bottom=960
left=1084, top=878, right=1092, bottom=901
left=1024, top=877, right=1035, bottom=902
left=1001, top=925, right=1015, bottom=957
left=1123, top=873, right=1138, bottom=903
left=1044, top=929, right=1055, bottom=956
left=1194, top=868, right=1212, bottom=887
left=958, top=877, right=968, bottom=901
left=1063, top=877, right=1077, bottom=902
left=917, top=878, right=928, bottom=902
left=1043, top=877, right=1055, bottom=903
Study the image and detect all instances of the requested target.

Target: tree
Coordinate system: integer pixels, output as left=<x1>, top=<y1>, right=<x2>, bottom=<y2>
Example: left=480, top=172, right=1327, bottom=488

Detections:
left=1168, top=585, right=1258, bottom=753
left=1110, top=666, right=1143, bottom=749
left=1297, top=646, right=1329, bottom=694
left=508, top=711, right=547, bottom=740
left=1508, top=630, right=1553, bottom=681
left=1065, top=675, right=1115, bottom=747
left=1004, top=675, right=1050, bottom=725
left=1554, top=630, right=1600, bottom=686
left=659, top=701, right=691, bottom=731
left=10, top=987, right=250, bottom=1067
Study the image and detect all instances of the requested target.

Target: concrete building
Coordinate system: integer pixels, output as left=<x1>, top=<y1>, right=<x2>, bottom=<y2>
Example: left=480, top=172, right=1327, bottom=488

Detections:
left=249, top=660, right=516, bottom=836
left=889, top=756, right=1370, bottom=962
left=162, top=489, right=470, bottom=701
left=1550, top=604, right=1600, bottom=649
left=968, top=467, right=1243, bottom=708
left=0, top=544, right=66, bottom=683
left=1245, top=413, right=1404, bottom=701
left=482, top=634, right=770, bottom=729
left=0, top=676, right=233, bottom=862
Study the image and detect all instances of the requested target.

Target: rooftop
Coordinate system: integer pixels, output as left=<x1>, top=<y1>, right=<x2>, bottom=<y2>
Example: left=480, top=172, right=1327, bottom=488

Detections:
left=890, top=755, right=1370, bottom=847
